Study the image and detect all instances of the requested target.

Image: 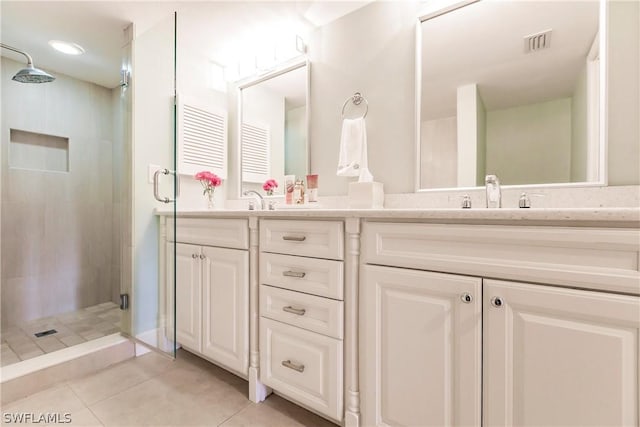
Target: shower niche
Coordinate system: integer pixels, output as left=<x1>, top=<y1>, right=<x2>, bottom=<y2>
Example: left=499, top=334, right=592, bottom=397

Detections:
left=9, top=129, right=69, bottom=173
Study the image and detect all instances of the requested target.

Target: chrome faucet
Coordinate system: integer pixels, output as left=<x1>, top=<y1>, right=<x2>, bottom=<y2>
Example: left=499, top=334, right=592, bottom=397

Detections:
left=243, top=190, right=265, bottom=210
left=485, top=175, right=501, bottom=208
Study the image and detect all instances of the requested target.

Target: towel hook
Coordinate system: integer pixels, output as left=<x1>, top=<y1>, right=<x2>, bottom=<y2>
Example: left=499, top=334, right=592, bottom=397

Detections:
left=341, top=92, right=368, bottom=119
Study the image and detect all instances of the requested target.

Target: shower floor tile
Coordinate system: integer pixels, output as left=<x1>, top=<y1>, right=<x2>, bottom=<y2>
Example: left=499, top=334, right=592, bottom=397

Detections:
left=0, top=302, right=121, bottom=367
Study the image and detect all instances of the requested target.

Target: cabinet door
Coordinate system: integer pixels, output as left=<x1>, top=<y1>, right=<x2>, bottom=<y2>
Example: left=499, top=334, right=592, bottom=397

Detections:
left=174, top=243, right=202, bottom=352
left=484, top=279, right=640, bottom=427
left=201, top=246, right=249, bottom=376
left=361, top=265, right=482, bottom=427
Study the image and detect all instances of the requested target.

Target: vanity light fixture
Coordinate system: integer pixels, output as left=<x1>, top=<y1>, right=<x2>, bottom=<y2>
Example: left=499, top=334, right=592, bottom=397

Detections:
left=223, top=33, right=306, bottom=83
left=48, top=40, right=85, bottom=55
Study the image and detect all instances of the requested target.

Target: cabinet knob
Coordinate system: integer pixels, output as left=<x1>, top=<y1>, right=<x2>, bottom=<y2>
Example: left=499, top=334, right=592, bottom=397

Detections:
left=281, top=359, right=305, bottom=373
left=192, top=254, right=198, bottom=259
left=460, top=293, right=473, bottom=303
left=491, top=297, right=504, bottom=308
left=199, top=254, right=206, bottom=260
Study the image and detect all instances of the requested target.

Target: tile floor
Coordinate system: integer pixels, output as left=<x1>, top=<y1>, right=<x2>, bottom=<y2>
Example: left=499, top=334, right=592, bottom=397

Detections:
left=1, top=302, right=121, bottom=367
left=1, top=349, right=337, bottom=427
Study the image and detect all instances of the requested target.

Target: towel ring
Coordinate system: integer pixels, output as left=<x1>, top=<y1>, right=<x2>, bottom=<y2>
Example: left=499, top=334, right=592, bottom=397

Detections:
left=341, top=92, right=368, bottom=119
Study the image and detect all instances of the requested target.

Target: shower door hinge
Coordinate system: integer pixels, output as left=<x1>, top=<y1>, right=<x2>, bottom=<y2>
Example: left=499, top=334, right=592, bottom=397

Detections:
left=120, top=293, right=129, bottom=310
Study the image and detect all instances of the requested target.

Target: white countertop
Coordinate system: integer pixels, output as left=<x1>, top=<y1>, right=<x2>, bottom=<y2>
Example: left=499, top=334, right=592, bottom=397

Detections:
left=155, top=207, right=640, bottom=226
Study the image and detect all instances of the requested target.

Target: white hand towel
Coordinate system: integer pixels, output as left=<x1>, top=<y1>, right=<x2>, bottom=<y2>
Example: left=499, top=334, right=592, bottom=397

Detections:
left=337, top=117, right=373, bottom=182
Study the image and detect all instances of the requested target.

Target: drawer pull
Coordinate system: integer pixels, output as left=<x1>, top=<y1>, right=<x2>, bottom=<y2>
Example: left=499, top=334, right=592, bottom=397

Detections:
left=282, top=306, right=306, bottom=316
left=281, top=359, right=305, bottom=373
left=282, top=235, right=306, bottom=242
left=282, top=270, right=306, bottom=278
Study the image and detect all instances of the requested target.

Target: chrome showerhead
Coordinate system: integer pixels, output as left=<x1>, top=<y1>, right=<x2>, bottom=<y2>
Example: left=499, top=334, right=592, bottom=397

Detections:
left=12, top=65, right=55, bottom=83
left=1, top=42, right=56, bottom=83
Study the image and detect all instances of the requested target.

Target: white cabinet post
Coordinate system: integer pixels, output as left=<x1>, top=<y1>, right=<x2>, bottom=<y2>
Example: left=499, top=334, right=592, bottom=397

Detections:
left=249, top=216, right=271, bottom=402
left=345, top=218, right=361, bottom=427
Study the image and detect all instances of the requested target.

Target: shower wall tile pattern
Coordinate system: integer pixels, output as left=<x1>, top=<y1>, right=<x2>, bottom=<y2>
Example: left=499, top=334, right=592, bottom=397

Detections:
left=1, top=57, right=122, bottom=326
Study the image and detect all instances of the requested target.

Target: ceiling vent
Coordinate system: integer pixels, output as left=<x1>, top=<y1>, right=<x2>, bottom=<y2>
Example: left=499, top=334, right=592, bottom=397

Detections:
left=524, top=29, right=552, bottom=53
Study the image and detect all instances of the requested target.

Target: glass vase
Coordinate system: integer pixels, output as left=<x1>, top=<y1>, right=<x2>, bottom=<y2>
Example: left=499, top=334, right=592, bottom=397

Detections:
left=206, top=189, right=215, bottom=209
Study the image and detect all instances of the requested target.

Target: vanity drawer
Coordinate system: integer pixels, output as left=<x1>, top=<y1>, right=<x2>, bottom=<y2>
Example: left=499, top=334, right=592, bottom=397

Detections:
left=260, top=318, right=343, bottom=421
left=260, top=285, right=344, bottom=339
left=260, top=219, right=344, bottom=260
left=167, top=217, right=248, bottom=249
left=260, top=253, right=344, bottom=300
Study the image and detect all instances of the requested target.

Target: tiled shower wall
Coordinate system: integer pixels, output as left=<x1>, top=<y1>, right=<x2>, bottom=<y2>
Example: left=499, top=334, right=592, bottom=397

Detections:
left=1, top=57, right=121, bottom=326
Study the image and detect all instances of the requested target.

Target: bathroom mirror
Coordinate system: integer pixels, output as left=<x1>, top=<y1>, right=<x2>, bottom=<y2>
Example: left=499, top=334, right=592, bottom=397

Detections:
left=416, top=0, right=605, bottom=191
left=238, top=60, right=309, bottom=197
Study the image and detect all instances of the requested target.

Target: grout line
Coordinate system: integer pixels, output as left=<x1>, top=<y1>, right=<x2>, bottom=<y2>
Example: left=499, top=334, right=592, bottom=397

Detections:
left=85, top=405, right=107, bottom=426
left=68, top=361, right=155, bottom=407
left=217, top=399, right=254, bottom=427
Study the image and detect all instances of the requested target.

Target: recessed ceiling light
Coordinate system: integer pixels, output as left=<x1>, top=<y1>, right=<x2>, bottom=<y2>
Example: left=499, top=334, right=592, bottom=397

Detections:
left=48, top=40, right=85, bottom=55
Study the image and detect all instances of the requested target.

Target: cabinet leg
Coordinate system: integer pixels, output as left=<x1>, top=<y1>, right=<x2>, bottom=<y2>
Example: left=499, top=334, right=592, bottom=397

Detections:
left=249, top=366, right=271, bottom=403
left=345, top=389, right=360, bottom=427
left=344, top=410, right=360, bottom=427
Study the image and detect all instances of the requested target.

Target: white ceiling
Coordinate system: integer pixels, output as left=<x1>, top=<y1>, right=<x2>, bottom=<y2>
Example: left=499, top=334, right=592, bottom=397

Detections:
left=0, top=1, right=370, bottom=89
left=421, top=0, right=599, bottom=120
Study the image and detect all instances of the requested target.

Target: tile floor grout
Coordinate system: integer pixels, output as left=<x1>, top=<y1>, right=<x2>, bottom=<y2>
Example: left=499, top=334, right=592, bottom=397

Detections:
left=2, top=350, right=337, bottom=427
left=66, top=384, right=106, bottom=427
left=1, top=302, right=121, bottom=367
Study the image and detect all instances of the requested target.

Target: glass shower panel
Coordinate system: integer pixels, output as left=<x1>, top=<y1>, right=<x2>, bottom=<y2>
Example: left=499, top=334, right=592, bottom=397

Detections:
left=126, top=12, right=177, bottom=357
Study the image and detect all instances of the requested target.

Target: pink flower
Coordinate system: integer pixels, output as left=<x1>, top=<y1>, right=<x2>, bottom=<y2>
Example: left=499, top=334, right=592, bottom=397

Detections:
left=195, top=171, right=222, bottom=195
left=262, top=179, right=278, bottom=192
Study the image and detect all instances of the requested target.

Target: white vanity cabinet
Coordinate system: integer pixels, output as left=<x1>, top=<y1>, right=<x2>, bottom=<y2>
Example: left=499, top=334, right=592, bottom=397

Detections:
left=259, top=219, right=345, bottom=422
left=360, top=265, right=482, bottom=426
left=361, top=221, right=640, bottom=427
left=483, top=279, right=640, bottom=427
left=166, top=218, right=249, bottom=377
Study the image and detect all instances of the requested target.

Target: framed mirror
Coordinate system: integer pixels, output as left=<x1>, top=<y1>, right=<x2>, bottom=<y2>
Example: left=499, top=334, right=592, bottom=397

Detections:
left=238, top=59, right=309, bottom=197
left=415, top=0, right=606, bottom=191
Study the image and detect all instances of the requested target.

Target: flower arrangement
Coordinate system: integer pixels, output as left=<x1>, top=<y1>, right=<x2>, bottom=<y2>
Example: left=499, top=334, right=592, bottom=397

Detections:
left=262, top=179, right=278, bottom=196
left=195, top=171, right=222, bottom=208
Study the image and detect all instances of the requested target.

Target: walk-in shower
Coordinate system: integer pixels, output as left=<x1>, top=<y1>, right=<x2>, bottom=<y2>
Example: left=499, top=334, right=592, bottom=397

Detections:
left=0, top=43, right=55, bottom=83
left=1, top=35, right=123, bottom=368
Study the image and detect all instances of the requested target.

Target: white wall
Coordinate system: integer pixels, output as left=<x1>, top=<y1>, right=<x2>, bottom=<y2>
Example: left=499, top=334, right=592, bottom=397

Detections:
left=304, top=0, right=638, bottom=194
left=476, top=92, right=486, bottom=186
left=308, top=1, right=420, bottom=195
left=607, top=0, right=640, bottom=185
left=571, top=64, right=588, bottom=182
left=285, top=105, right=307, bottom=180
left=421, top=116, right=457, bottom=188
left=486, top=98, right=572, bottom=185
left=457, top=84, right=485, bottom=187
left=173, top=16, right=232, bottom=210
left=1, top=58, right=116, bottom=326
left=132, top=14, right=174, bottom=336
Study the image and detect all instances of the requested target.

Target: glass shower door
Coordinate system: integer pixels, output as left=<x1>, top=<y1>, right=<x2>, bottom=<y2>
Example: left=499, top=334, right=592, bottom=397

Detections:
left=122, top=12, right=177, bottom=357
